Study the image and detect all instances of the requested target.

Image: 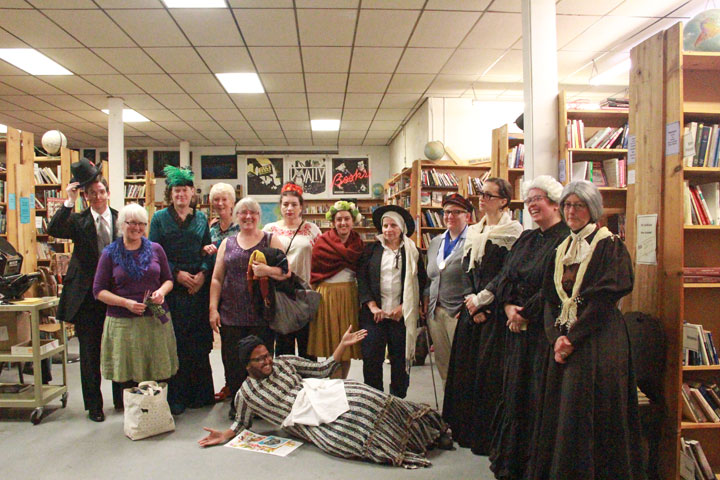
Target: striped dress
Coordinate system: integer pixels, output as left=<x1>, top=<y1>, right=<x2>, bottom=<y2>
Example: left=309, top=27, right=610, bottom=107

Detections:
left=231, top=356, right=447, bottom=468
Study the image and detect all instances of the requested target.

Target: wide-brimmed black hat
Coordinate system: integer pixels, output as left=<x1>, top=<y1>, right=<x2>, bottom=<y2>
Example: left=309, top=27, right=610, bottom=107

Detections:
left=372, top=204, right=415, bottom=237
left=70, top=158, right=101, bottom=187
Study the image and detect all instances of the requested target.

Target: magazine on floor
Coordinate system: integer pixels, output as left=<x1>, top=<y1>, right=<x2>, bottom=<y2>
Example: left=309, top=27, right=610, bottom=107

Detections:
left=224, top=429, right=302, bottom=457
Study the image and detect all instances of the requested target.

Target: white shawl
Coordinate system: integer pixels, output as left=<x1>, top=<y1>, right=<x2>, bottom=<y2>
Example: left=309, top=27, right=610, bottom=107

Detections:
left=463, top=211, right=523, bottom=272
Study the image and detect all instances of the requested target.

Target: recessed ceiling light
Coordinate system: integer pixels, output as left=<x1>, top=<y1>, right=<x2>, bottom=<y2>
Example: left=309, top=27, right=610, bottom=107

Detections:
left=0, top=124, right=7, bottom=134
left=0, top=49, right=72, bottom=75
left=311, top=119, right=340, bottom=131
left=101, top=109, right=150, bottom=123
left=162, top=0, right=226, bottom=7
left=215, top=73, right=264, bottom=93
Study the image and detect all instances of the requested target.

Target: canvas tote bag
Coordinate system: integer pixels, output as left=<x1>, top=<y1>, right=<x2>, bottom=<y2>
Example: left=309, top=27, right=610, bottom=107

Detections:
left=123, top=381, right=175, bottom=440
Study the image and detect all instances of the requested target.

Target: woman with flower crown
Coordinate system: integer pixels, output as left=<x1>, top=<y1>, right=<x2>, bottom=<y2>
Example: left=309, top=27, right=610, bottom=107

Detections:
left=308, top=200, right=365, bottom=378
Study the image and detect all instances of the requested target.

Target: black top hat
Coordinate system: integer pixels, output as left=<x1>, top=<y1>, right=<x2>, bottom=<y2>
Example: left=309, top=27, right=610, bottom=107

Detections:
left=70, top=158, right=101, bottom=187
left=372, top=205, right=415, bottom=237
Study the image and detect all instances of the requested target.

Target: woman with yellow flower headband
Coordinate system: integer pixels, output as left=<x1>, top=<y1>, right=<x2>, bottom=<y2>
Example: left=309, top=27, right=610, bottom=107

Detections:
left=309, top=200, right=364, bottom=378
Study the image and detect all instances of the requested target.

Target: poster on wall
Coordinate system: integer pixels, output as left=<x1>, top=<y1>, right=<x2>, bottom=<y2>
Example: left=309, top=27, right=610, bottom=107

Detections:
left=331, top=157, right=370, bottom=195
left=288, top=158, right=327, bottom=195
left=247, top=157, right=284, bottom=195
left=153, top=151, right=180, bottom=178
left=127, top=149, right=148, bottom=177
left=259, top=202, right=280, bottom=228
left=99, top=151, right=108, bottom=163
left=201, top=155, right=237, bottom=179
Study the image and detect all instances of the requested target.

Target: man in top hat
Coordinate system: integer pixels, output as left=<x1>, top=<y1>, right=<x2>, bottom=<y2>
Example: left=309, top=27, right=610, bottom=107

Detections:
left=48, top=158, right=118, bottom=422
left=423, top=193, right=474, bottom=384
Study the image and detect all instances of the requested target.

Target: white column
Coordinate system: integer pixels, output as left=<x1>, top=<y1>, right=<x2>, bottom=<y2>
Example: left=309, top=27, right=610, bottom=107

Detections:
left=179, top=140, right=190, bottom=168
left=107, top=97, right=124, bottom=211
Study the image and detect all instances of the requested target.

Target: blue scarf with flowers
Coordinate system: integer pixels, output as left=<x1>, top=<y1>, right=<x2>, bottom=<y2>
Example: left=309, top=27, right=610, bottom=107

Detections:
left=105, top=237, right=154, bottom=281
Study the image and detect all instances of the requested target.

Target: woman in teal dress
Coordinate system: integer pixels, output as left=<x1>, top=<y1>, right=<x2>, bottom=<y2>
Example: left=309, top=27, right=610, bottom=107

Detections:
left=149, top=166, right=214, bottom=415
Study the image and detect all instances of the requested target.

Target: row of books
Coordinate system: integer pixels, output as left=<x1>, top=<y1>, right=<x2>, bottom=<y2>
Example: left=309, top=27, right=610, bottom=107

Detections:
left=420, top=169, right=459, bottom=188
left=36, top=241, right=53, bottom=261
left=125, top=184, right=146, bottom=198
left=420, top=232, right=440, bottom=249
left=683, top=181, right=720, bottom=225
left=0, top=180, right=5, bottom=202
left=422, top=210, right=447, bottom=228
left=386, top=174, right=411, bottom=197
left=507, top=144, right=524, bottom=168
left=682, top=437, right=715, bottom=480
left=683, top=266, right=720, bottom=284
left=34, top=216, right=48, bottom=235
left=683, top=320, right=719, bottom=365
left=0, top=211, right=6, bottom=234
left=420, top=191, right=446, bottom=207
left=682, top=381, right=720, bottom=424
left=600, top=97, right=629, bottom=110
left=683, top=122, right=720, bottom=167
left=571, top=159, right=627, bottom=187
left=566, top=121, right=628, bottom=150
left=466, top=172, right=491, bottom=196
left=33, top=164, right=61, bottom=185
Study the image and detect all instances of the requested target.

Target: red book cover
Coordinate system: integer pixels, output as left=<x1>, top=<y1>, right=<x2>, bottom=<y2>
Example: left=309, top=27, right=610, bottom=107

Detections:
left=683, top=275, right=720, bottom=283
left=683, top=267, right=720, bottom=276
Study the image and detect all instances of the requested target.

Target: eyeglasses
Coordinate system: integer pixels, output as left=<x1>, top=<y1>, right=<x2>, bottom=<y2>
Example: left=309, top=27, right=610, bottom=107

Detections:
left=124, top=221, right=147, bottom=228
left=479, top=192, right=502, bottom=200
left=524, top=195, right=548, bottom=205
left=249, top=353, right=271, bottom=363
left=443, top=209, right=468, bottom=217
left=239, top=210, right=259, bottom=216
left=562, top=202, right=588, bottom=211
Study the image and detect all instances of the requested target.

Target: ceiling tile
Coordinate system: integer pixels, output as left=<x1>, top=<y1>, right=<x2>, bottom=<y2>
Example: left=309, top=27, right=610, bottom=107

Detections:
left=134, top=109, right=180, bottom=121
left=75, top=94, right=115, bottom=109
left=260, top=73, right=305, bottom=93
left=156, top=121, right=191, bottom=130
left=219, top=120, right=252, bottom=130
left=341, top=108, right=376, bottom=120
left=461, top=12, right=521, bottom=50
left=37, top=110, right=85, bottom=123
left=309, top=108, right=341, bottom=118
left=482, top=50, right=523, bottom=79
left=0, top=10, right=82, bottom=48
left=38, top=76, right=105, bottom=95
left=356, top=9, right=420, bottom=47
left=296, top=0, right=358, bottom=7
left=556, top=14, right=602, bottom=49
left=228, top=0, right=293, bottom=7
left=268, top=93, right=307, bottom=108
left=233, top=8, right=298, bottom=46
left=228, top=93, right=271, bottom=108
left=0, top=28, right=27, bottom=49
left=344, top=93, right=383, bottom=108
left=387, top=73, right=434, bottom=93
left=47, top=9, right=135, bottom=47
left=351, top=47, right=403, bottom=73
left=0, top=98, right=23, bottom=110
left=307, top=93, right=344, bottom=108
left=0, top=76, right=64, bottom=94
left=557, top=50, right=595, bottom=79
left=250, top=47, right=302, bottom=72
left=396, top=48, right=453, bottom=74
left=0, top=61, right=27, bottom=76
left=2, top=93, right=72, bottom=109
left=106, top=9, right=189, bottom=47
left=39, top=95, right=96, bottom=110
left=242, top=108, right=277, bottom=120
left=122, top=94, right=165, bottom=110
left=487, top=0, right=521, bottom=12
left=374, top=108, right=411, bottom=120
left=556, top=0, right=624, bottom=15
left=285, top=131, right=312, bottom=140
left=297, top=9, right=357, bottom=46
left=185, top=120, right=222, bottom=130
left=279, top=120, right=310, bottom=130
left=126, top=74, right=183, bottom=93
left=190, top=93, right=235, bottom=109
left=347, top=73, right=391, bottom=93
left=275, top=108, right=309, bottom=120
left=174, top=109, right=213, bottom=121
left=39, top=48, right=117, bottom=75
left=0, top=83, right=25, bottom=95
left=93, top=48, right=163, bottom=74
left=302, top=47, right=352, bottom=72
left=250, top=120, right=281, bottom=130
left=207, top=109, right=246, bottom=121
left=68, top=110, right=107, bottom=122
left=196, top=47, right=255, bottom=73
left=425, top=0, right=491, bottom=10
left=340, top=120, right=371, bottom=130
left=564, top=15, right=653, bottom=52
left=144, top=48, right=209, bottom=74
left=363, top=138, right=390, bottom=146
left=441, top=49, right=503, bottom=75
left=338, top=130, right=367, bottom=139
left=305, top=73, right=347, bottom=93
left=171, top=9, right=244, bottom=46
left=9, top=110, right=59, bottom=123
left=172, top=74, right=224, bottom=94
left=369, top=120, right=401, bottom=131
left=361, top=0, right=425, bottom=8
left=379, top=93, right=422, bottom=109
left=151, top=93, right=200, bottom=109
left=409, top=11, right=481, bottom=48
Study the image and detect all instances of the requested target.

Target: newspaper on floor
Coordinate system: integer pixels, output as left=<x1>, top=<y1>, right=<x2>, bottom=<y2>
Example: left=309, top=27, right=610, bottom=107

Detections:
left=224, top=429, right=303, bottom=457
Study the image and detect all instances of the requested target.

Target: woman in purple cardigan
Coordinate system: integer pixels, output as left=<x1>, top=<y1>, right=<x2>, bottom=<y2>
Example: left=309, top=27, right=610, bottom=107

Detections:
left=93, top=203, right=178, bottom=407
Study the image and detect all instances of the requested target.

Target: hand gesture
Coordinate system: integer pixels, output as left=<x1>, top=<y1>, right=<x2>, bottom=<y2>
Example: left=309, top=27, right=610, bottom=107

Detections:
left=505, top=304, right=528, bottom=333
left=554, top=335, right=574, bottom=364
left=150, top=289, right=164, bottom=305
left=368, top=303, right=384, bottom=323
left=340, top=325, right=367, bottom=347
left=464, top=295, right=479, bottom=315
left=66, top=182, right=80, bottom=204
left=472, top=311, right=487, bottom=324
left=176, top=270, right=194, bottom=289
left=198, top=427, right=234, bottom=448
left=388, top=304, right=403, bottom=322
left=251, top=261, right=272, bottom=278
left=202, top=244, right=218, bottom=256
left=125, top=299, right=147, bottom=315
left=209, top=308, right=221, bottom=334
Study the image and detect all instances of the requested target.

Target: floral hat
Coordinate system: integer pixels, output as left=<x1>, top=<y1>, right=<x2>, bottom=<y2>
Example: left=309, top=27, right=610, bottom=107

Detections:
left=325, top=200, right=363, bottom=223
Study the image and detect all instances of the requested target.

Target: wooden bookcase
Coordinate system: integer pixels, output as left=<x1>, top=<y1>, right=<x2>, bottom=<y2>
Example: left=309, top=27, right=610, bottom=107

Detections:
left=630, top=22, right=720, bottom=479
left=491, top=124, right=525, bottom=220
left=558, top=90, right=629, bottom=238
left=0, top=129, right=16, bottom=246
left=302, top=198, right=382, bottom=243
left=385, top=159, right=491, bottom=250
left=124, top=171, right=156, bottom=221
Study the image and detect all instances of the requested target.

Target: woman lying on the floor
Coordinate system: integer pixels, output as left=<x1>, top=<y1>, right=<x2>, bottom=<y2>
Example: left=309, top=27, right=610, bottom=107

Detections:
left=199, top=327, right=453, bottom=468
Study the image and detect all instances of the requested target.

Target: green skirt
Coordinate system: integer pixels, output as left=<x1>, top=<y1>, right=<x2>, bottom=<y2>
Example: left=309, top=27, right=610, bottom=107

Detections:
left=101, top=314, right=179, bottom=383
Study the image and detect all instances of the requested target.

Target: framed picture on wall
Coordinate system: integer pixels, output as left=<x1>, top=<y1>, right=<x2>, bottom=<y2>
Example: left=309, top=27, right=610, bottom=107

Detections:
left=82, top=149, right=96, bottom=163
left=246, top=157, right=284, bottom=195
left=127, top=149, right=148, bottom=176
left=99, top=151, right=108, bottom=163
left=331, top=157, right=370, bottom=195
left=201, top=154, right=237, bottom=179
left=288, top=158, right=327, bottom=195
left=153, top=151, right=180, bottom=178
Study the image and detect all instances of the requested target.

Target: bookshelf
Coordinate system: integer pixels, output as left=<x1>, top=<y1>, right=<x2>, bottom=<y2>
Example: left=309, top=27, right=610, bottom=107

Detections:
left=558, top=90, right=629, bottom=238
left=385, top=159, right=491, bottom=250
left=124, top=171, right=156, bottom=221
left=491, top=124, right=525, bottom=221
left=1, top=128, right=19, bottom=253
left=302, top=198, right=383, bottom=243
left=630, top=22, right=720, bottom=479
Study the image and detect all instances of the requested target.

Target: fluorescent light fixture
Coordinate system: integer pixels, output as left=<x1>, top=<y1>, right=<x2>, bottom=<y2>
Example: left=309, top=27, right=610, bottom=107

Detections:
left=0, top=124, right=6, bottom=134
left=161, top=0, right=226, bottom=7
left=589, top=58, right=631, bottom=86
left=311, top=119, right=340, bottom=131
left=215, top=72, right=264, bottom=94
left=101, top=109, right=150, bottom=123
left=0, top=49, right=72, bottom=75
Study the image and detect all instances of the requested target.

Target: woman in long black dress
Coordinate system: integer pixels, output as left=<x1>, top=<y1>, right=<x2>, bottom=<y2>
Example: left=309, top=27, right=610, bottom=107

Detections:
left=442, top=178, right=522, bottom=452
left=527, top=181, right=645, bottom=480
left=486, top=175, right=569, bottom=480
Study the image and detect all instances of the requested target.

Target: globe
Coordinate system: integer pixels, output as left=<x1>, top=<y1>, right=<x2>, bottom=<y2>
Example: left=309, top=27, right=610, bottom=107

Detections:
left=684, top=9, right=720, bottom=52
left=372, top=183, right=384, bottom=198
left=424, top=140, right=445, bottom=161
left=41, top=130, right=67, bottom=155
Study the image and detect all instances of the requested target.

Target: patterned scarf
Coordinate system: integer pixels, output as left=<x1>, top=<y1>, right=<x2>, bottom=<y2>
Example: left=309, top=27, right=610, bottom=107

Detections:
left=310, top=229, right=364, bottom=285
left=106, top=236, right=154, bottom=281
left=463, top=211, right=523, bottom=272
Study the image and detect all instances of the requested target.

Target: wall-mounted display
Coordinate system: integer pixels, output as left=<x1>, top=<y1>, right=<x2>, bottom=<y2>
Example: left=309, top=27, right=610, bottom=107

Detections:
left=288, top=158, right=327, bottom=195
left=332, top=157, right=370, bottom=195
left=201, top=154, right=237, bottom=179
left=154, top=151, right=180, bottom=178
left=127, top=149, right=148, bottom=176
left=247, top=157, right=283, bottom=195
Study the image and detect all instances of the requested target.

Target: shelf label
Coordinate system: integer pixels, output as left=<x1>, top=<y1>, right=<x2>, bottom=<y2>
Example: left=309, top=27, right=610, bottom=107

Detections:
left=627, top=135, right=636, bottom=165
left=8, top=193, right=15, bottom=210
left=636, top=214, right=657, bottom=265
left=19, top=196, right=30, bottom=224
left=628, top=169, right=636, bottom=185
left=666, top=121, right=680, bottom=156
left=30, top=193, right=35, bottom=208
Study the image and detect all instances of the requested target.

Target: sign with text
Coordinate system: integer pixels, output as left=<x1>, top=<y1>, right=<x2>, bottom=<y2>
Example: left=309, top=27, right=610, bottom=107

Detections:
left=331, top=157, right=370, bottom=195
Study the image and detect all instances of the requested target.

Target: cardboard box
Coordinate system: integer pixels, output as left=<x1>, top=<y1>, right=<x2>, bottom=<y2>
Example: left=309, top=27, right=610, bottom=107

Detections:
left=11, top=338, right=59, bottom=356
left=0, top=312, right=30, bottom=352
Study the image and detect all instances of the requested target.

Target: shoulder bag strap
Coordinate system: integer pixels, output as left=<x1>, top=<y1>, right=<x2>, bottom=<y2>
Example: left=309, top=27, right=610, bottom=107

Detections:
left=285, top=220, right=304, bottom=255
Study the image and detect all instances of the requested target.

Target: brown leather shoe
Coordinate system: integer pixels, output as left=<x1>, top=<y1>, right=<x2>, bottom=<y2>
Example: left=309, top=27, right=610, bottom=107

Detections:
left=88, top=409, right=105, bottom=422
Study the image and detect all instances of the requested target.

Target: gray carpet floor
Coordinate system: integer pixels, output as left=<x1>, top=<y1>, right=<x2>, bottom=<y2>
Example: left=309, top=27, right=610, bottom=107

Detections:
left=0, top=339, right=494, bottom=479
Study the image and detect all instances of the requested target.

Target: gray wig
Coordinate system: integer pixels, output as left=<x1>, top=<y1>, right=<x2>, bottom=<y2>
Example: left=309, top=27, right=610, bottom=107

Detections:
left=560, top=180, right=604, bottom=223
